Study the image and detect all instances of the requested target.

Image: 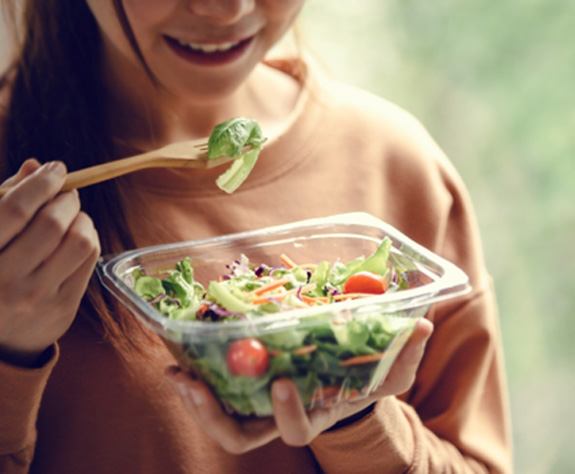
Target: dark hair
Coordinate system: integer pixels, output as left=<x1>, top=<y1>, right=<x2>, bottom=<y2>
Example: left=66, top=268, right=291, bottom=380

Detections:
left=0, top=0, right=157, bottom=355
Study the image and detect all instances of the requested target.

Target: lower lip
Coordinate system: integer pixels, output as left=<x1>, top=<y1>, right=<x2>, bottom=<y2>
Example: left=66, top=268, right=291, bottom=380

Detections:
left=164, top=35, right=254, bottom=67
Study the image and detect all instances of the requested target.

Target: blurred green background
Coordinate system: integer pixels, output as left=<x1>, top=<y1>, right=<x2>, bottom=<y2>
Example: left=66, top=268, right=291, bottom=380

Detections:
left=300, top=1, right=574, bottom=472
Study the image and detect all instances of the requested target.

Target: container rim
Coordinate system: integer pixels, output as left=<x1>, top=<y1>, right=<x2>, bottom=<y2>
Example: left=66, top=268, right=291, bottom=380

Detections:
left=96, top=212, right=471, bottom=333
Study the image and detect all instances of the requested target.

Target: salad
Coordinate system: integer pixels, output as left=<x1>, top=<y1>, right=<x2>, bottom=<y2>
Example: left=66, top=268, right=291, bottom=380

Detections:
left=133, top=237, right=421, bottom=416
left=207, top=117, right=266, bottom=193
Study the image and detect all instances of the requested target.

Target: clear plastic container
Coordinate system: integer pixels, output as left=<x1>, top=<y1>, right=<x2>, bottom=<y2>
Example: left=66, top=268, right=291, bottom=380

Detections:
left=97, top=212, right=470, bottom=417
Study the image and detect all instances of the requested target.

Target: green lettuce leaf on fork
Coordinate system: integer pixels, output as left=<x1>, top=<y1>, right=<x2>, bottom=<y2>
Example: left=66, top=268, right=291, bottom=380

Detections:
left=207, top=117, right=266, bottom=193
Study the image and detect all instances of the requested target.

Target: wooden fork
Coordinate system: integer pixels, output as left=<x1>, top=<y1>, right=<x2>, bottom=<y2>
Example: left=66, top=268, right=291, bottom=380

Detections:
left=0, top=139, right=239, bottom=197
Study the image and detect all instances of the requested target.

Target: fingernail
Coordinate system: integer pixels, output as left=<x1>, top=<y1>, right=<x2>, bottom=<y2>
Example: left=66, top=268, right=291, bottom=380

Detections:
left=274, top=384, right=290, bottom=402
left=44, top=161, right=66, bottom=176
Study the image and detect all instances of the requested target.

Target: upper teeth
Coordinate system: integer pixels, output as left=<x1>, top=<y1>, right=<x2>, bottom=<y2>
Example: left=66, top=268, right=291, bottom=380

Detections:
left=176, top=38, right=240, bottom=53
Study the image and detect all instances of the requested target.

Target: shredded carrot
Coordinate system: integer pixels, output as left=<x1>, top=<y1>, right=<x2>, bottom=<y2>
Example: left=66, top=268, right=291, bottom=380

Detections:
left=251, top=293, right=286, bottom=305
left=292, top=344, right=317, bottom=356
left=332, top=292, right=378, bottom=301
left=251, top=286, right=304, bottom=305
left=339, top=352, right=386, bottom=367
left=279, top=254, right=298, bottom=269
left=252, top=278, right=290, bottom=296
left=300, top=294, right=329, bottom=305
left=251, top=296, right=274, bottom=305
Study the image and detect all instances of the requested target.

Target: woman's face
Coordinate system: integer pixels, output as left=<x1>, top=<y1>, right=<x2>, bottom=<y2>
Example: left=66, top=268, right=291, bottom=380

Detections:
left=85, top=0, right=304, bottom=103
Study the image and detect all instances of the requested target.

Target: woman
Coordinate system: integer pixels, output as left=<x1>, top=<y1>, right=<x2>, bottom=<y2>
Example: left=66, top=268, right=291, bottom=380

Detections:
left=0, top=1, right=512, bottom=472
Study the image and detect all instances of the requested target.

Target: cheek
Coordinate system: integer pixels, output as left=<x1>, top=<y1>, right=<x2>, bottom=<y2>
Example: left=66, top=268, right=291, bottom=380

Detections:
left=122, top=0, right=179, bottom=20
left=122, top=0, right=179, bottom=42
left=261, top=0, right=305, bottom=36
left=263, top=0, right=305, bottom=20
left=260, top=0, right=304, bottom=43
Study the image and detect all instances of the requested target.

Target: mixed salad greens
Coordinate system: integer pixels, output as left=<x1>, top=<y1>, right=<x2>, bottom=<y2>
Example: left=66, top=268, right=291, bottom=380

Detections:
left=133, top=238, right=422, bottom=416
left=208, top=117, right=266, bottom=193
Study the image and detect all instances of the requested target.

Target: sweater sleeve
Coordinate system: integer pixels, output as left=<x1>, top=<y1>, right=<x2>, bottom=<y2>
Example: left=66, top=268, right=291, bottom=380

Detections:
left=310, top=151, right=513, bottom=473
left=0, top=345, right=59, bottom=474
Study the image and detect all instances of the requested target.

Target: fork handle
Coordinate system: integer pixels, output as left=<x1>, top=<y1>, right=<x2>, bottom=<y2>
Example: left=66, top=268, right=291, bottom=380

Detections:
left=60, top=153, right=231, bottom=190
left=60, top=151, right=158, bottom=191
left=0, top=149, right=232, bottom=197
left=0, top=151, right=160, bottom=198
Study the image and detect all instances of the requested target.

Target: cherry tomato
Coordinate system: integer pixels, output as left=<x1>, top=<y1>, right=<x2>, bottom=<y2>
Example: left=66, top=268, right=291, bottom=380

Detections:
left=226, top=338, right=269, bottom=377
left=343, top=271, right=387, bottom=294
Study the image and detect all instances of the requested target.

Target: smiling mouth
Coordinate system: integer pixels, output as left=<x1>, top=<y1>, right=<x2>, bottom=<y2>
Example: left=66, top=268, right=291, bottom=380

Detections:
left=164, top=35, right=254, bottom=66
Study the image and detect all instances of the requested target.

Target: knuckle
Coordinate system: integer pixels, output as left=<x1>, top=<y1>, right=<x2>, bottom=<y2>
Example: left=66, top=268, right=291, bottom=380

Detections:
left=27, top=174, right=55, bottom=198
left=76, top=211, right=95, bottom=229
left=35, top=170, right=61, bottom=191
left=71, top=229, right=95, bottom=254
left=69, top=216, right=98, bottom=255
left=39, top=209, right=67, bottom=236
left=3, top=197, right=30, bottom=222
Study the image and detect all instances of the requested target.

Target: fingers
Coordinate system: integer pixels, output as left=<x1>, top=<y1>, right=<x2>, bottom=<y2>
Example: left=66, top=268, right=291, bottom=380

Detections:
left=36, top=212, right=100, bottom=293
left=31, top=212, right=100, bottom=284
left=399, top=318, right=433, bottom=366
left=1, top=190, right=81, bottom=278
left=166, top=368, right=278, bottom=454
left=57, top=247, right=100, bottom=303
left=379, top=318, right=434, bottom=396
left=271, top=379, right=319, bottom=446
left=0, top=159, right=41, bottom=189
left=0, top=161, right=67, bottom=249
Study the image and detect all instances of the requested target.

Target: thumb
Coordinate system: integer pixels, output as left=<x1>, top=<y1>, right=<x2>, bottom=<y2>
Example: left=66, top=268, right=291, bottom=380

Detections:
left=0, top=158, right=42, bottom=188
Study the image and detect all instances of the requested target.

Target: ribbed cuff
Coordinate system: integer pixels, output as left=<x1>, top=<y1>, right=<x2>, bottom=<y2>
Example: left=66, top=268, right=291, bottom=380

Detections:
left=310, top=397, right=415, bottom=474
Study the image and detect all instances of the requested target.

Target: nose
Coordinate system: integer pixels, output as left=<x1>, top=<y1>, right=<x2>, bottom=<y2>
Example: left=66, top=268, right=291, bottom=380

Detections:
left=186, top=0, right=256, bottom=24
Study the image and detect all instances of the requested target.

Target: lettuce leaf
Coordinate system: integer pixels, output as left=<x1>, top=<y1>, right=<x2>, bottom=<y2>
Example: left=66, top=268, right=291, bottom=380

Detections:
left=207, top=117, right=266, bottom=193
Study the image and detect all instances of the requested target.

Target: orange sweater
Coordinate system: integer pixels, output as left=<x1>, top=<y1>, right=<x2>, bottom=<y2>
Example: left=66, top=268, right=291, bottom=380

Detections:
left=0, top=58, right=512, bottom=473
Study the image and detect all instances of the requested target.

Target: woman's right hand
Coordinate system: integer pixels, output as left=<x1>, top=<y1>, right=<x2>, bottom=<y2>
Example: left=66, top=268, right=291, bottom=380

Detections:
left=0, top=159, right=101, bottom=366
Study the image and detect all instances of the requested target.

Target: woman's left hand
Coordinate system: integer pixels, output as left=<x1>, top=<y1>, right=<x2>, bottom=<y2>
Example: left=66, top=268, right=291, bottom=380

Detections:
left=166, top=318, right=433, bottom=454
